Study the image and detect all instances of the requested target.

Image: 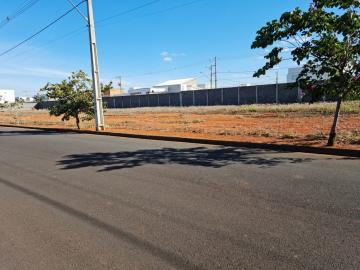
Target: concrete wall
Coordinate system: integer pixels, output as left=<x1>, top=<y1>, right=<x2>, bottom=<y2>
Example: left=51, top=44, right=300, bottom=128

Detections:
left=36, top=83, right=301, bottom=110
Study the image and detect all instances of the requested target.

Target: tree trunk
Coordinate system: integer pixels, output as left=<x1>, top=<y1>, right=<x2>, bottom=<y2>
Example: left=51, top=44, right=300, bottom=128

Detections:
left=75, top=116, right=80, bottom=130
left=327, top=98, right=342, bottom=146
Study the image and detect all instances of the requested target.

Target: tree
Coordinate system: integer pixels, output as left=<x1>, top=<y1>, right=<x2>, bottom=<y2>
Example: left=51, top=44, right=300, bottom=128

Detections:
left=33, top=92, right=46, bottom=103
left=41, top=70, right=112, bottom=129
left=251, top=0, right=360, bottom=146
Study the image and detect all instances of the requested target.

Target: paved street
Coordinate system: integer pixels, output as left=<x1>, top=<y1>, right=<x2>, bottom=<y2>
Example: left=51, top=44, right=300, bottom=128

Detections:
left=0, top=126, right=359, bottom=270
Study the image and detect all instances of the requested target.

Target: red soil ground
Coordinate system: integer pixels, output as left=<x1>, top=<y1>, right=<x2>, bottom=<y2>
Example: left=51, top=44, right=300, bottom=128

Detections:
left=1, top=109, right=359, bottom=150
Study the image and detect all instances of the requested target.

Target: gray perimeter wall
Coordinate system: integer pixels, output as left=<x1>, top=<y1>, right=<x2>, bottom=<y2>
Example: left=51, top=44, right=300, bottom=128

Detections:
left=36, top=83, right=301, bottom=109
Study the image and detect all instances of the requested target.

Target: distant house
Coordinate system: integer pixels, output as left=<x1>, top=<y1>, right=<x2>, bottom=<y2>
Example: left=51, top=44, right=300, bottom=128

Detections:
left=17, top=96, right=35, bottom=103
left=128, top=87, right=151, bottom=95
left=103, top=88, right=125, bottom=97
left=127, top=78, right=207, bottom=95
left=151, top=78, right=199, bottom=93
left=0, top=90, right=15, bottom=104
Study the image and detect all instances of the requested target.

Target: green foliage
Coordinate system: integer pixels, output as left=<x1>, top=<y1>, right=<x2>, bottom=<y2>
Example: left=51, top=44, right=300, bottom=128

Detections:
left=33, top=93, right=46, bottom=103
left=101, top=81, right=113, bottom=94
left=251, top=0, right=360, bottom=145
left=252, top=0, right=360, bottom=100
left=0, top=100, right=24, bottom=110
left=40, top=70, right=111, bottom=129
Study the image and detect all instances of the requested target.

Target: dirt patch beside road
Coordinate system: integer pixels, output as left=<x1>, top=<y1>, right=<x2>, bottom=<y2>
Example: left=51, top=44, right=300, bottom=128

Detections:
left=1, top=102, right=359, bottom=150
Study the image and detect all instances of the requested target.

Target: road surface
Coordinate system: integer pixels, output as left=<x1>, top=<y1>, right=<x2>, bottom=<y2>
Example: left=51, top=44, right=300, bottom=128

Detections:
left=0, top=126, right=359, bottom=270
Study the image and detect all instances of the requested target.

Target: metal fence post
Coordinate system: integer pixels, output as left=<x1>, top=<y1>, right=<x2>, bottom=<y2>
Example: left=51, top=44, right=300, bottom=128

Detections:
left=192, top=91, right=195, bottom=106
left=179, top=92, right=183, bottom=107
left=221, top=88, right=224, bottom=105
left=121, top=97, right=124, bottom=108
left=237, top=87, right=240, bottom=105
left=297, top=82, right=302, bottom=102
left=276, top=84, right=279, bottom=104
left=113, top=98, right=116, bottom=108
left=255, top=86, right=258, bottom=104
left=157, top=94, right=160, bottom=107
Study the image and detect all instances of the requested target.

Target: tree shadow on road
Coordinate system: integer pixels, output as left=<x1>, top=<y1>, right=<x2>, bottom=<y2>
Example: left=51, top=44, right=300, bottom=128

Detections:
left=0, top=129, right=66, bottom=136
left=58, top=147, right=314, bottom=172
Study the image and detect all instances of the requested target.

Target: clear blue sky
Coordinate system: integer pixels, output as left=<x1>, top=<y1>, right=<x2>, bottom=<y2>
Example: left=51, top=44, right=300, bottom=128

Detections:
left=0, top=0, right=311, bottom=97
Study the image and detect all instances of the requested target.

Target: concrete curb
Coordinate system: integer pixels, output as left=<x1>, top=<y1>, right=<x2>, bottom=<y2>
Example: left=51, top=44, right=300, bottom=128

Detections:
left=1, top=124, right=360, bottom=158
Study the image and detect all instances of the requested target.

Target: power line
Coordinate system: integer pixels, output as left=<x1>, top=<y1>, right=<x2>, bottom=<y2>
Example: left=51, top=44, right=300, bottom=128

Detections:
left=0, top=0, right=206, bottom=63
left=97, top=0, right=161, bottom=24
left=0, top=0, right=86, bottom=58
left=0, top=0, right=40, bottom=29
left=97, top=0, right=205, bottom=28
left=0, top=26, right=87, bottom=64
left=121, top=60, right=210, bottom=78
left=0, top=0, right=169, bottom=62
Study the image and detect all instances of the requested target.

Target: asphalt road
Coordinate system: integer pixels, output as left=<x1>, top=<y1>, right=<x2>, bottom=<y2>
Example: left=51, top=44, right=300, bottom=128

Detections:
left=0, top=126, right=359, bottom=270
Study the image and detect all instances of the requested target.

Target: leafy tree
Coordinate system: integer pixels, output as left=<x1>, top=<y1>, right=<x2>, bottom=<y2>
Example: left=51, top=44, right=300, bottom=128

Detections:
left=101, top=82, right=113, bottom=94
left=251, top=0, right=360, bottom=146
left=33, top=92, right=46, bottom=103
left=41, top=70, right=112, bottom=129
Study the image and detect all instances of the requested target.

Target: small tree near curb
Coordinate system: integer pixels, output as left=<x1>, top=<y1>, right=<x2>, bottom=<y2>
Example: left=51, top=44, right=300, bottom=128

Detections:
left=251, top=0, right=360, bottom=146
left=41, top=70, right=112, bottom=129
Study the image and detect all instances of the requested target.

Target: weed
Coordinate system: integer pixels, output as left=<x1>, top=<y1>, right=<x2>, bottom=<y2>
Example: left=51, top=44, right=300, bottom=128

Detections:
left=281, top=132, right=298, bottom=139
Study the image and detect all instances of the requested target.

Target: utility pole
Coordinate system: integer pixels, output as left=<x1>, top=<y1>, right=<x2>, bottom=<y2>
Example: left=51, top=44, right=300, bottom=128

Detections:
left=119, top=76, right=122, bottom=89
left=214, top=56, right=218, bottom=89
left=275, top=71, right=279, bottom=103
left=210, top=65, right=213, bottom=89
left=86, top=0, right=105, bottom=131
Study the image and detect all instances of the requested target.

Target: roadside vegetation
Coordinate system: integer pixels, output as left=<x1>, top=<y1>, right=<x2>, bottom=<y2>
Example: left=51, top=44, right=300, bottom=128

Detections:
left=0, top=100, right=24, bottom=111
left=3, top=1, right=359, bottom=149
left=39, top=70, right=112, bottom=129
left=1, top=101, right=359, bottom=148
left=251, top=0, right=360, bottom=146
left=105, top=101, right=360, bottom=116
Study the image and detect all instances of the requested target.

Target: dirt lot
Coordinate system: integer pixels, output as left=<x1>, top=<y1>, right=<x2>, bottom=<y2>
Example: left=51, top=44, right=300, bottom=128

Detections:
left=1, top=102, right=359, bottom=149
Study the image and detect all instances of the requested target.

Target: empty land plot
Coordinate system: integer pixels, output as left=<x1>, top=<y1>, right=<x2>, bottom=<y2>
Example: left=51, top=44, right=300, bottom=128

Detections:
left=1, top=101, right=359, bottom=149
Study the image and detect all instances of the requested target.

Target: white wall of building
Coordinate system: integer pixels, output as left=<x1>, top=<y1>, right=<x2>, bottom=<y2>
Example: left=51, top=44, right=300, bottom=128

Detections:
left=150, top=87, right=167, bottom=94
left=0, top=90, right=16, bottom=104
left=128, top=78, right=206, bottom=95
left=152, top=78, right=198, bottom=93
left=17, top=96, right=35, bottom=102
left=128, top=87, right=151, bottom=95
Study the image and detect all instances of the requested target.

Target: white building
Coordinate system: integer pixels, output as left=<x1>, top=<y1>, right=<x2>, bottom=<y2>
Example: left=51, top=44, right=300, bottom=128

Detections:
left=287, top=67, right=303, bottom=83
left=128, top=87, right=151, bottom=95
left=0, top=90, right=16, bottom=104
left=128, top=78, right=207, bottom=95
left=151, top=78, right=199, bottom=93
left=17, top=96, right=35, bottom=103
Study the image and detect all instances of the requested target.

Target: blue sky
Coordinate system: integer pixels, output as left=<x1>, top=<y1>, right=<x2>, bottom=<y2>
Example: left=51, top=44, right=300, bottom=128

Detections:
left=0, top=0, right=312, bottom=97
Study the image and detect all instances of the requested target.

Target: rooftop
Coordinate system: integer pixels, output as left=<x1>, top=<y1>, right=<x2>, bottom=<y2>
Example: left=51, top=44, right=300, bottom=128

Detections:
left=154, top=78, right=196, bottom=87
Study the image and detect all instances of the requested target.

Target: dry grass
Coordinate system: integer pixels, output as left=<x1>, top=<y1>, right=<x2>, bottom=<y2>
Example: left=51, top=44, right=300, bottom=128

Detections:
left=105, top=101, right=360, bottom=116
left=337, top=130, right=360, bottom=145
left=1, top=101, right=359, bottom=149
